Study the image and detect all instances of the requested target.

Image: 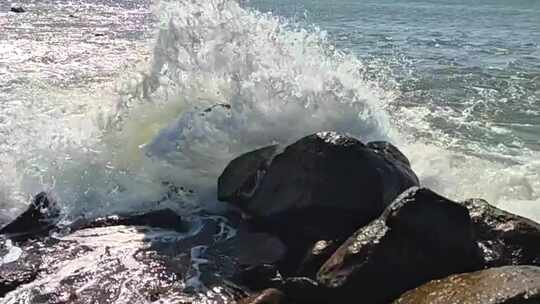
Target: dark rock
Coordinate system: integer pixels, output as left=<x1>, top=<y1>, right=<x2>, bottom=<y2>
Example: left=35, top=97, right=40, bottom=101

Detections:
left=202, top=103, right=231, bottom=114
left=393, top=265, right=540, bottom=304
left=366, top=141, right=412, bottom=167
left=297, top=240, right=339, bottom=278
left=213, top=232, right=287, bottom=267
left=317, top=187, right=481, bottom=304
left=219, top=132, right=419, bottom=273
left=0, top=192, right=59, bottom=240
left=461, top=198, right=540, bottom=267
left=10, top=7, right=25, bottom=13
left=0, top=217, right=249, bottom=303
left=218, top=144, right=281, bottom=206
left=238, top=264, right=282, bottom=290
left=0, top=266, right=38, bottom=297
left=69, top=208, right=188, bottom=232
left=277, top=277, right=327, bottom=303
left=220, top=132, right=418, bottom=219
left=238, top=288, right=285, bottom=304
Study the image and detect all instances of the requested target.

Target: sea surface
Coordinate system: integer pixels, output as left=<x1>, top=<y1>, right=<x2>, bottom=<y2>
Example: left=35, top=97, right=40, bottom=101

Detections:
left=0, top=0, right=539, bottom=225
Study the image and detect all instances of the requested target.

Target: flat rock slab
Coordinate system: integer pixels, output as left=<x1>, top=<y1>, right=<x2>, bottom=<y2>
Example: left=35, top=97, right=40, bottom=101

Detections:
left=0, top=213, right=281, bottom=303
left=394, top=265, right=540, bottom=304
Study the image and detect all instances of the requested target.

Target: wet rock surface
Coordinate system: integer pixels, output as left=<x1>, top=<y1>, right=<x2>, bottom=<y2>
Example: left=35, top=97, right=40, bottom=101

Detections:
left=317, top=187, right=481, bottom=303
left=219, top=132, right=419, bottom=273
left=393, top=265, right=540, bottom=304
left=0, top=212, right=280, bottom=303
left=3, top=132, right=540, bottom=303
left=461, top=198, right=540, bottom=267
left=0, top=238, right=40, bottom=297
left=218, top=144, right=281, bottom=206
left=238, top=288, right=285, bottom=304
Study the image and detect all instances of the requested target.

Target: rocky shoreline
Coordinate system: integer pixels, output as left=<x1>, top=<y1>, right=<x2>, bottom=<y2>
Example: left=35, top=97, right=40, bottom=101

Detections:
left=1, top=131, right=539, bottom=303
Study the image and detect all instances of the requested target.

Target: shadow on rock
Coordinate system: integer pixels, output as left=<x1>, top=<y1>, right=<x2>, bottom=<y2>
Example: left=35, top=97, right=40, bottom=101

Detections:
left=316, top=187, right=482, bottom=304
left=218, top=131, right=419, bottom=274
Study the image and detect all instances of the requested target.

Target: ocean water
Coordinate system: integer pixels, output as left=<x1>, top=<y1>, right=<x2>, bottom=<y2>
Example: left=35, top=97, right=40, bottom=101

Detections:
left=0, top=0, right=539, bottom=225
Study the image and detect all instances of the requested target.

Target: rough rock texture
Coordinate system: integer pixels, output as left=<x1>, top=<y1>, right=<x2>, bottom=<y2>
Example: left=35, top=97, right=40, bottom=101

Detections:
left=218, top=132, right=419, bottom=273
left=0, top=209, right=289, bottom=303
left=220, top=132, right=418, bottom=220
left=393, top=265, right=540, bottom=304
left=297, top=240, right=340, bottom=278
left=317, top=187, right=481, bottom=304
left=0, top=192, right=59, bottom=240
left=461, top=198, right=540, bottom=267
left=238, top=289, right=285, bottom=304
left=218, top=145, right=281, bottom=206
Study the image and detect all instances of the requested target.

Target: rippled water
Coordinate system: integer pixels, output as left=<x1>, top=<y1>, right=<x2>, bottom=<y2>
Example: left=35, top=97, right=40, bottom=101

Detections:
left=0, top=0, right=539, bottom=224
left=251, top=0, right=540, bottom=151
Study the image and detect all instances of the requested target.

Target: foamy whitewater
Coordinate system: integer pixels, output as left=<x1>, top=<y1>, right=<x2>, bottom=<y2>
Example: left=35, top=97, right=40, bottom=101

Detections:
left=0, top=0, right=539, bottom=226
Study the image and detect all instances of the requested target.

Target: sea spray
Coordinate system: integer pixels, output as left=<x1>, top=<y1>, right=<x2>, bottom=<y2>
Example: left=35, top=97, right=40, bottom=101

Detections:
left=0, top=0, right=538, bottom=224
left=6, top=0, right=392, bottom=221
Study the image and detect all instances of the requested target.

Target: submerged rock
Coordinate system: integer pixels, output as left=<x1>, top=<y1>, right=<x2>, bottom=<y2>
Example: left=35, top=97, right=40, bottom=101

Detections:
left=218, top=132, right=419, bottom=273
left=10, top=6, right=25, bottom=13
left=0, top=192, right=59, bottom=240
left=317, top=187, right=481, bottom=304
left=393, top=265, right=540, bottom=304
left=461, top=198, right=540, bottom=267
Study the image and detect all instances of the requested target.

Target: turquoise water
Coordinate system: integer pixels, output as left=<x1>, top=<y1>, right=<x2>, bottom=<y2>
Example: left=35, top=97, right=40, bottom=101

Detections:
left=251, top=0, right=540, bottom=152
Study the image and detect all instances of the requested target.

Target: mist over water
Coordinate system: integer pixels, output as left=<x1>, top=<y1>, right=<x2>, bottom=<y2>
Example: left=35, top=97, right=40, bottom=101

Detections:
left=0, top=0, right=539, bottom=223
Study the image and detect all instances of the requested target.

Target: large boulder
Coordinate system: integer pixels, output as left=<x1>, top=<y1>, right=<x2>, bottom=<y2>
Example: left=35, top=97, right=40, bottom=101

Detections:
left=218, top=132, right=419, bottom=273
left=317, top=187, right=482, bottom=304
left=461, top=198, right=540, bottom=267
left=393, top=265, right=540, bottom=304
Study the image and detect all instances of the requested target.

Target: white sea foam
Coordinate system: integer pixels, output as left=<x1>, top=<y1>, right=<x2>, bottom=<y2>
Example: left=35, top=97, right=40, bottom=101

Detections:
left=0, top=0, right=537, bottom=224
left=0, top=240, right=22, bottom=265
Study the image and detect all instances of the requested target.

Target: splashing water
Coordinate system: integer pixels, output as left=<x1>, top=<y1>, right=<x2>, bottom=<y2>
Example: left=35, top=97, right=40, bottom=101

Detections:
left=0, top=0, right=538, bottom=224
